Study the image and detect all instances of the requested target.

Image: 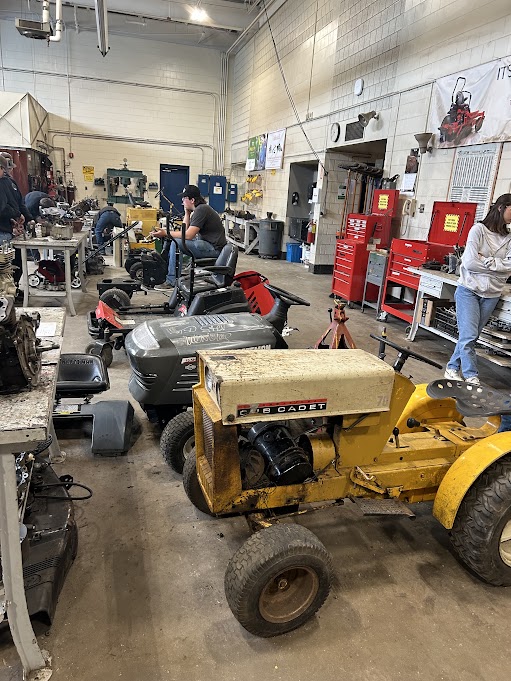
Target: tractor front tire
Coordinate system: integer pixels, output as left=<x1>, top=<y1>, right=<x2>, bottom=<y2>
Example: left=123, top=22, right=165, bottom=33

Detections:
left=450, top=457, right=511, bottom=585
left=182, top=450, right=213, bottom=516
left=160, top=411, right=195, bottom=474
left=224, top=524, right=333, bottom=637
left=99, top=287, right=131, bottom=310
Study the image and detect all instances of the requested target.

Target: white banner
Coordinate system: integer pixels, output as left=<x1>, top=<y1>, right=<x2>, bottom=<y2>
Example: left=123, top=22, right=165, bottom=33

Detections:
left=429, top=57, right=511, bottom=149
left=265, top=129, right=286, bottom=169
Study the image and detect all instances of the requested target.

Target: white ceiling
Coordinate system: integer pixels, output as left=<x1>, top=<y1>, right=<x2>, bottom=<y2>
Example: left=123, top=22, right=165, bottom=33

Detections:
left=1, top=0, right=268, bottom=50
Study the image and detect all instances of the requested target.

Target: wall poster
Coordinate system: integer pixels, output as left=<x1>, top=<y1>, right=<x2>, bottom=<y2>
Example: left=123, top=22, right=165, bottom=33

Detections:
left=429, top=57, right=511, bottom=149
left=265, top=129, right=286, bottom=169
left=246, top=134, right=267, bottom=171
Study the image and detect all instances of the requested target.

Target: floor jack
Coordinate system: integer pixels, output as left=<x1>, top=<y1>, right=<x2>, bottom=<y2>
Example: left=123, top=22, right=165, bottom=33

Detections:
left=314, top=298, right=356, bottom=350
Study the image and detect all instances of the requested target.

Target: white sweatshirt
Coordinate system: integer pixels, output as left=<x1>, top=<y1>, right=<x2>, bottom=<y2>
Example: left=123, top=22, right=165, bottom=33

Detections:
left=458, top=222, right=511, bottom=297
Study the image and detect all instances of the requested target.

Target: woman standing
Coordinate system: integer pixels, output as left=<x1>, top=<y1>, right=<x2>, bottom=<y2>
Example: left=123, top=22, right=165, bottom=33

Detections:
left=445, top=194, right=511, bottom=385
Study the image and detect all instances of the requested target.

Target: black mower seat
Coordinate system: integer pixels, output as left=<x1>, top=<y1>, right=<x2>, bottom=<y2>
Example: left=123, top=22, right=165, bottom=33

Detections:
left=426, top=379, right=511, bottom=417
left=178, top=243, right=239, bottom=296
left=57, top=354, right=110, bottom=398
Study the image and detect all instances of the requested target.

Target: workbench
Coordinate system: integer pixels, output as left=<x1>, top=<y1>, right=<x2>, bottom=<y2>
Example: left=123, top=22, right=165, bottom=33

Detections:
left=0, top=307, right=65, bottom=679
left=406, top=267, right=511, bottom=368
left=11, top=231, right=88, bottom=316
left=224, top=215, right=260, bottom=254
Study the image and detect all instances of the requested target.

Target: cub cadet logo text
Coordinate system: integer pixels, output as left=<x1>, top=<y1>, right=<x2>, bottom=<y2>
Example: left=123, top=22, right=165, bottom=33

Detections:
left=237, top=399, right=327, bottom=417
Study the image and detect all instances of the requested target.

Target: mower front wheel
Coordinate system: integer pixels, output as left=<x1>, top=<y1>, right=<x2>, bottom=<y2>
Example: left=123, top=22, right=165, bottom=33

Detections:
left=99, top=287, right=131, bottom=310
left=129, top=262, right=144, bottom=283
left=182, top=450, right=213, bottom=516
left=224, top=524, right=333, bottom=637
left=450, top=457, right=511, bottom=585
left=160, top=411, right=195, bottom=474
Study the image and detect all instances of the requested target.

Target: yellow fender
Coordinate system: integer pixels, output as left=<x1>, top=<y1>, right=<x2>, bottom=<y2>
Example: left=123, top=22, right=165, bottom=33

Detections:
left=433, top=433, right=511, bottom=529
left=396, top=383, right=463, bottom=433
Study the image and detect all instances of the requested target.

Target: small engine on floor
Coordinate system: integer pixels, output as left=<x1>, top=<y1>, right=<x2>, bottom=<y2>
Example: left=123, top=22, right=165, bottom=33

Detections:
left=0, top=243, right=17, bottom=297
left=0, top=296, right=42, bottom=394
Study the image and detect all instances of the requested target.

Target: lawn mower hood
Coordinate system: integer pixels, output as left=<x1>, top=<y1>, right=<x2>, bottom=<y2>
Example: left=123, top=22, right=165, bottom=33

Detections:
left=126, top=312, right=287, bottom=407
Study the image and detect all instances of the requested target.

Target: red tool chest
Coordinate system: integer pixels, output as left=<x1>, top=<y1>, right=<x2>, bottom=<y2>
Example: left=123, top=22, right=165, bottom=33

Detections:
left=381, top=201, right=477, bottom=323
left=331, top=240, right=374, bottom=304
left=345, top=214, right=392, bottom=248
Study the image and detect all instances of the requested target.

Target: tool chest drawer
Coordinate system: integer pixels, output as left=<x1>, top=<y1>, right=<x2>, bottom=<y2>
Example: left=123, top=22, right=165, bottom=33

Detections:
left=331, top=239, right=370, bottom=303
left=345, top=214, right=392, bottom=248
left=390, top=239, right=431, bottom=259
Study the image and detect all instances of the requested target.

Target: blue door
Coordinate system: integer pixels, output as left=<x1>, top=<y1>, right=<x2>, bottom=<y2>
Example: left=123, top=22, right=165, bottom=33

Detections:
left=159, top=164, right=189, bottom=217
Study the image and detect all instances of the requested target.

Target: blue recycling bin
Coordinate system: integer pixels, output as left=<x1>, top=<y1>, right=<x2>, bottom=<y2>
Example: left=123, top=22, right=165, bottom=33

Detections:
left=286, top=243, right=301, bottom=262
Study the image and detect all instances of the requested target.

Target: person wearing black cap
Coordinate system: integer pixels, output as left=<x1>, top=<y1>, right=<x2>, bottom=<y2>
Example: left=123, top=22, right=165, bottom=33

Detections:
left=93, top=202, right=123, bottom=252
left=25, top=191, right=54, bottom=219
left=152, top=184, right=226, bottom=290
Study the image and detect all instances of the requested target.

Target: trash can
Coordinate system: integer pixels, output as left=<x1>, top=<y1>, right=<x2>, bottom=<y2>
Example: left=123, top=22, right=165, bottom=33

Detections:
left=286, top=243, right=301, bottom=263
left=258, top=220, right=284, bottom=259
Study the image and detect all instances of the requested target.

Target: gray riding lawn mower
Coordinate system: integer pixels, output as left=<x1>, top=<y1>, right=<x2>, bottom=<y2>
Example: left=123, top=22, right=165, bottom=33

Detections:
left=125, top=284, right=310, bottom=474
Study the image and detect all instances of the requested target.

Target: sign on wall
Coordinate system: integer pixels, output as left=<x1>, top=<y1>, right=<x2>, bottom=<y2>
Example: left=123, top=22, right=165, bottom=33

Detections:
left=246, top=134, right=267, bottom=171
left=82, top=165, right=94, bottom=182
left=265, top=129, right=286, bottom=169
left=429, top=57, right=511, bottom=149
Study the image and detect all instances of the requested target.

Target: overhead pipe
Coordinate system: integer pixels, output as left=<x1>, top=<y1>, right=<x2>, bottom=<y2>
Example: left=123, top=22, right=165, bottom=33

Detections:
left=43, top=0, right=64, bottom=43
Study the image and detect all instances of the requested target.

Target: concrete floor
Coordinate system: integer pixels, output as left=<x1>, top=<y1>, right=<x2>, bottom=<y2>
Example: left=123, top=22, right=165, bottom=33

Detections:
left=2, top=251, right=511, bottom=681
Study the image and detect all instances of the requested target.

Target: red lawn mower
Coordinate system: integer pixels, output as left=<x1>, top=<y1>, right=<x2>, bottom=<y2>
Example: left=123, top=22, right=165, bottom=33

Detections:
left=438, top=77, right=485, bottom=145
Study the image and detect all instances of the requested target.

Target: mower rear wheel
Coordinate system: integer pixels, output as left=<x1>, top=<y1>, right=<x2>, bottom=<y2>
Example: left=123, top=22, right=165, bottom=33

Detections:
left=224, top=524, right=333, bottom=637
left=160, top=411, right=195, bottom=474
left=182, top=450, right=213, bottom=516
left=99, top=287, right=131, bottom=310
left=450, top=456, right=511, bottom=585
left=129, top=262, right=144, bottom=283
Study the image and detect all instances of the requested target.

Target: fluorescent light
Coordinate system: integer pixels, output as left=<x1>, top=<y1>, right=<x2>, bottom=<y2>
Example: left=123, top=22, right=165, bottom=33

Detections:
left=95, top=0, right=109, bottom=56
left=190, top=7, right=209, bottom=22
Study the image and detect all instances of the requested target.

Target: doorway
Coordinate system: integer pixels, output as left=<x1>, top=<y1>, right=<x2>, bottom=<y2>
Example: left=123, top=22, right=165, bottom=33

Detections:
left=159, top=164, right=189, bottom=217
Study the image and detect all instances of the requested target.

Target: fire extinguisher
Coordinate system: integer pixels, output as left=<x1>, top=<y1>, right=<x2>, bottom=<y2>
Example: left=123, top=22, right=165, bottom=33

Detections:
left=306, top=220, right=316, bottom=244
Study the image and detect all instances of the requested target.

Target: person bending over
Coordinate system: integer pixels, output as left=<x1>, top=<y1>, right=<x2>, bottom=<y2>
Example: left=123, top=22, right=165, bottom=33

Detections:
left=93, top=202, right=123, bottom=251
left=152, top=184, right=226, bottom=291
left=445, top=194, right=511, bottom=386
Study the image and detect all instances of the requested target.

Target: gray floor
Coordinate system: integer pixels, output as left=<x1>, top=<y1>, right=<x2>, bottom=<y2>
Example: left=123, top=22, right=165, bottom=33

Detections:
left=2, top=251, right=511, bottom=681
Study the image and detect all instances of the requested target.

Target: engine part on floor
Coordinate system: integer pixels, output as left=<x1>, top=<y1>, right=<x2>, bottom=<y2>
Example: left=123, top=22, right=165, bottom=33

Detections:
left=0, top=298, right=43, bottom=394
left=0, top=440, right=79, bottom=628
left=0, top=243, right=17, bottom=297
left=53, top=353, right=135, bottom=456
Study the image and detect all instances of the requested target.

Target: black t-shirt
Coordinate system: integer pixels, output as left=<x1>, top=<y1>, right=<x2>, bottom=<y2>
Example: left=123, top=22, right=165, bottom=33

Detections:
left=190, top=203, right=226, bottom=250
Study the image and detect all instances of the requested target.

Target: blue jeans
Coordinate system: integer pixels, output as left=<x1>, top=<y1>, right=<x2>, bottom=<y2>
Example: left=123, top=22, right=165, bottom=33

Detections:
left=447, top=285, right=499, bottom=379
left=166, top=238, right=221, bottom=285
left=498, top=415, right=511, bottom=432
left=95, top=213, right=122, bottom=249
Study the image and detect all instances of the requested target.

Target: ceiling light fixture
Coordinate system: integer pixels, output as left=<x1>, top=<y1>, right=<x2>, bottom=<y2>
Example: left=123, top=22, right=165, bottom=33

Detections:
left=189, top=1, right=209, bottom=23
left=95, top=0, right=109, bottom=57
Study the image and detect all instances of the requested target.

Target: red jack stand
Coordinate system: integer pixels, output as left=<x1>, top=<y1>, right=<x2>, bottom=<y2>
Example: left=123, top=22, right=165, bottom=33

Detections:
left=314, top=298, right=356, bottom=349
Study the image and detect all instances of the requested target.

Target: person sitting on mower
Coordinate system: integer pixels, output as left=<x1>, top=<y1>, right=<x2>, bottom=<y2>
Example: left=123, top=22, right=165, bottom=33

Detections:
left=152, top=184, right=226, bottom=291
left=93, top=202, right=123, bottom=252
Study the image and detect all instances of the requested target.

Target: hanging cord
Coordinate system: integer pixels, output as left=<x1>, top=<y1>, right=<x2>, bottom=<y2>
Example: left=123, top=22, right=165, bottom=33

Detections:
left=261, top=0, right=327, bottom=178
left=32, top=475, right=93, bottom=502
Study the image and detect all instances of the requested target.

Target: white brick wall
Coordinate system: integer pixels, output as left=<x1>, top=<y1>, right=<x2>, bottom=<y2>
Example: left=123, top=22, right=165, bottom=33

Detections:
left=0, top=19, right=222, bottom=214
left=230, top=0, right=511, bottom=266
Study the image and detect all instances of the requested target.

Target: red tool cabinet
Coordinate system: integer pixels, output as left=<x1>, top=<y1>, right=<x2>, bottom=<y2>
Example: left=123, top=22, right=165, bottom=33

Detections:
left=345, top=214, right=392, bottom=248
left=331, top=240, right=375, bottom=305
left=381, top=201, right=477, bottom=323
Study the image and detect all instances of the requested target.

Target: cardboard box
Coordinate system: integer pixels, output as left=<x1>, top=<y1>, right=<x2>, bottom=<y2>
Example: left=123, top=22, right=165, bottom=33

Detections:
left=421, top=298, right=453, bottom=326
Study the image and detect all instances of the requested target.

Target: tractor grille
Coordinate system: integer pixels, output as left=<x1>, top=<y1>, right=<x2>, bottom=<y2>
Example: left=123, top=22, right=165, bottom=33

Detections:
left=202, top=407, right=214, bottom=468
left=132, top=367, right=157, bottom=389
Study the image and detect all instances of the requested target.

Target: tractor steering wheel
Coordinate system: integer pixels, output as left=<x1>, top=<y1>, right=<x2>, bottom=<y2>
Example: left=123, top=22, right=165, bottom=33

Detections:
left=370, top=334, right=442, bottom=372
left=264, top=284, right=310, bottom=307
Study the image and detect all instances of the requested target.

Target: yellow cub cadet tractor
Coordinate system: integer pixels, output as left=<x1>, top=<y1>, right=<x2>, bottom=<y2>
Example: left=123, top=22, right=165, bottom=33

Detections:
left=184, top=338, right=511, bottom=637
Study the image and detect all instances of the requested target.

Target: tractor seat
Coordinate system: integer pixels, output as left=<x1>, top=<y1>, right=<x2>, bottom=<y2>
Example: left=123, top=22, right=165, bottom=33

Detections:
left=178, top=243, right=239, bottom=296
left=56, top=354, right=110, bottom=398
left=426, top=379, right=511, bottom=418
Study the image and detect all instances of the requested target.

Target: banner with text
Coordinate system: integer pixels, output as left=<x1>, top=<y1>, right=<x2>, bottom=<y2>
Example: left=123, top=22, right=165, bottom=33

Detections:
left=265, top=129, right=286, bottom=169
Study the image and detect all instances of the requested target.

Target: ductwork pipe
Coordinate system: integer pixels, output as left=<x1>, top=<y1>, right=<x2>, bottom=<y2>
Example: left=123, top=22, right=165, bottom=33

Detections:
left=43, top=0, right=63, bottom=43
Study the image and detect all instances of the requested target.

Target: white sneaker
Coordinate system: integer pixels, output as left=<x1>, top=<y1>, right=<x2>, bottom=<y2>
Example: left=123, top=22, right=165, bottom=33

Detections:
left=444, top=368, right=463, bottom=381
left=465, top=376, right=480, bottom=385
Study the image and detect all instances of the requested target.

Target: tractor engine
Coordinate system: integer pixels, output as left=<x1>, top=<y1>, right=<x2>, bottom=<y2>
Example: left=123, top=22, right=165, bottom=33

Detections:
left=246, top=422, right=313, bottom=486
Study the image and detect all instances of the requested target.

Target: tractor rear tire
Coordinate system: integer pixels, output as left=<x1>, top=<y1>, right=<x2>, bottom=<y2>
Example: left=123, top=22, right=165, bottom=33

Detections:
left=160, top=411, right=195, bottom=474
left=224, top=524, right=333, bottom=637
left=99, top=287, right=131, bottom=310
left=450, top=456, right=511, bottom=585
left=129, top=262, right=144, bottom=282
left=182, top=450, right=213, bottom=516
